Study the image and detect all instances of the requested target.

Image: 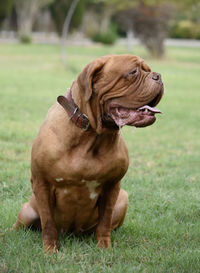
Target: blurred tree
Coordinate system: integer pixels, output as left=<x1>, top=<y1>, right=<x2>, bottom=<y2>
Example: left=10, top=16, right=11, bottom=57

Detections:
left=107, top=0, right=200, bottom=57
left=14, top=0, right=54, bottom=42
left=115, top=3, right=171, bottom=58
left=50, top=0, right=88, bottom=35
left=134, top=3, right=171, bottom=58
left=81, top=1, right=118, bottom=45
left=81, top=1, right=113, bottom=38
left=106, top=0, right=171, bottom=57
left=0, top=0, right=14, bottom=26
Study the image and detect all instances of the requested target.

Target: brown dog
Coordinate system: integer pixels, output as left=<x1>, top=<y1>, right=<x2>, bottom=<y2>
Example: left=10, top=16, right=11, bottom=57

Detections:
left=14, top=55, right=164, bottom=252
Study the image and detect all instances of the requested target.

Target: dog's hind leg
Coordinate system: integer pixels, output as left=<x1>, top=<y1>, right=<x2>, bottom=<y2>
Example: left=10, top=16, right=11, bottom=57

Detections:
left=13, top=194, right=40, bottom=230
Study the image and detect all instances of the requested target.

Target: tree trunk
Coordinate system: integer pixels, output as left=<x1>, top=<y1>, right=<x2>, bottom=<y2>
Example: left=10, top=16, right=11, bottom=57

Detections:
left=99, top=8, right=112, bottom=34
left=15, top=1, right=38, bottom=38
left=15, top=0, right=53, bottom=40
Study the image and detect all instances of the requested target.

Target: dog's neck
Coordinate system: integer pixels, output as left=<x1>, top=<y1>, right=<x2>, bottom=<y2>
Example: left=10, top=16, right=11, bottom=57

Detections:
left=54, top=106, right=120, bottom=156
left=54, top=83, right=121, bottom=154
left=64, top=81, right=119, bottom=133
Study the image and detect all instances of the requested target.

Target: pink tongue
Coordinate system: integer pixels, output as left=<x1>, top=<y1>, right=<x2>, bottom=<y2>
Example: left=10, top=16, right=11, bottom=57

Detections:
left=138, top=105, right=162, bottom=114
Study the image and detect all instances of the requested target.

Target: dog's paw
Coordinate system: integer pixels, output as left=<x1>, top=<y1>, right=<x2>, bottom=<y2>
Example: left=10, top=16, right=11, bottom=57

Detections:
left=43, top=242, right=58, bottom=253
left=97, top=236, right=111, bottom=248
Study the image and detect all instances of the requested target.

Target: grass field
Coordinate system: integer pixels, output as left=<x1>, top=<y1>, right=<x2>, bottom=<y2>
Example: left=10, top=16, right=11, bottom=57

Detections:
left=0, top=42, right=200, bottom=273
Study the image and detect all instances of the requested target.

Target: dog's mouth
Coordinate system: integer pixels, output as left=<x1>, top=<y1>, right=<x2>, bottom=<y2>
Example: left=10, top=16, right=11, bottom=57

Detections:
left=107, top=92, right=163, bottom=128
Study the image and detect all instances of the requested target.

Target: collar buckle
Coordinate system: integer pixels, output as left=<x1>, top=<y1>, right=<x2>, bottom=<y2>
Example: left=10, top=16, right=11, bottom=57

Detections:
left=82, top=114, right=90, bottom=131
left=57, top=91, right=91, bottom=131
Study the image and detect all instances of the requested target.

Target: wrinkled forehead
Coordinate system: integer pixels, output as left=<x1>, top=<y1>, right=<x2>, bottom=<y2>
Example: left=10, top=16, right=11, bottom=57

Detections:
left=140, top=60, right=151, bottom=72
left=103, top=55, right=151, bottom=73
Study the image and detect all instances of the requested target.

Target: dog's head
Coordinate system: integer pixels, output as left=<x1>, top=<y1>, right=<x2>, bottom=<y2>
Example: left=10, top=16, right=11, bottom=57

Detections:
left=77, top=54, right=164, bottom=133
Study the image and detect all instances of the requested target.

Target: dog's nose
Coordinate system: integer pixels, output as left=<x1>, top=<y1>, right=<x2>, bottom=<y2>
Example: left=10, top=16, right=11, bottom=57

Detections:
left=152, top=72, right=161, bottom=81
left=152, top=72, right=162, bottom=85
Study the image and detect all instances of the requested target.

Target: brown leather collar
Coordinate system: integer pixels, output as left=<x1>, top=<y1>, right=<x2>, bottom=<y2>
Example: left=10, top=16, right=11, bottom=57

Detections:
left=57, top=90, right=119, bottom=131
left=57, top=91, right=90, bottom=131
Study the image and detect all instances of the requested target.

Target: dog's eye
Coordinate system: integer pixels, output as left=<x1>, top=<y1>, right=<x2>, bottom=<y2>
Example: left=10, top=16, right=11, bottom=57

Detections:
left=129, top=68, right=138, bottom=75
left=125, top=68, right=138, bottom=80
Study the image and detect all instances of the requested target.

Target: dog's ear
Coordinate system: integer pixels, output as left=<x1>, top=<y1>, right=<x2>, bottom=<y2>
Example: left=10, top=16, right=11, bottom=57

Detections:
left=77, top=59, right=105, bottom=102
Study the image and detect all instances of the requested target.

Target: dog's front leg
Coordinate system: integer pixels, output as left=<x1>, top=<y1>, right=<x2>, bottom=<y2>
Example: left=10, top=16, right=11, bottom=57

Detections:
left=32, top=176, right=58, bottom=253
left=96, top=181, right=121, bottom=248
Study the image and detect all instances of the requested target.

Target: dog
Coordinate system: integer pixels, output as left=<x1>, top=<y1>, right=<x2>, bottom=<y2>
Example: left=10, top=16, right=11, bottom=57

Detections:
left=14, top=54, right=164, bottom=252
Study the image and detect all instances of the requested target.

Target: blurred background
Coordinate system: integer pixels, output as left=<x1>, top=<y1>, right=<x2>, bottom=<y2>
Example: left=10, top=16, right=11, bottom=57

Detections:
left=1, top=1, right=200, bottom=272
left=0, top=0, right=200, bottom=58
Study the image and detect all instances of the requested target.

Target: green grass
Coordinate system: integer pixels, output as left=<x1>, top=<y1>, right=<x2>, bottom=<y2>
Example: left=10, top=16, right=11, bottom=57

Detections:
left=0, top=43, right=200, bottom=273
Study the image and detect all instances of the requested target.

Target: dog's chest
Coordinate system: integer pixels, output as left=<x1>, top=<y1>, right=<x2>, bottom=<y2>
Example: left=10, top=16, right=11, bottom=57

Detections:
left=50, top=149, right=128, bottom=213
left=46, top=136, right=129, bottom=231
left=50, top=146, right=128, bottom=185
left=54, top=179, right=101, bottom=202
